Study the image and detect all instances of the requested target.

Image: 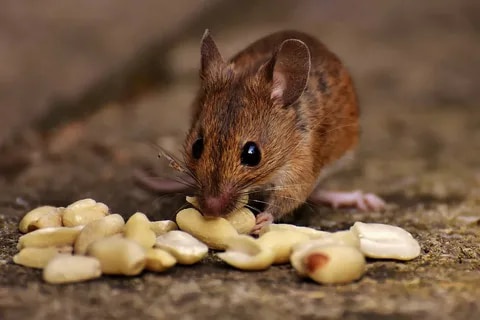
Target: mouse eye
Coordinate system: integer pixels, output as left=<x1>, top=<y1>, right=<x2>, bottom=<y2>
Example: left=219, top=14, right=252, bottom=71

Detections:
left=241, top=142, right=261, bottom=167
left=192, top=138, right=204, bottom=159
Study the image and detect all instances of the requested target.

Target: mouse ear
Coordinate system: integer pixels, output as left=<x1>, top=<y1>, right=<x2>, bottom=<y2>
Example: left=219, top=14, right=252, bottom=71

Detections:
left=200, top=29, right=226, bottom=79
left=261, top=39, right=311, bottom=107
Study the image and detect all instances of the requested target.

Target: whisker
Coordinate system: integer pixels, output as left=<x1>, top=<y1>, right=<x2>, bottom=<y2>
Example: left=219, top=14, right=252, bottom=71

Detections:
left=244, top=204, right=262, bottom=214
left=250, top=199, right=283, bottom=211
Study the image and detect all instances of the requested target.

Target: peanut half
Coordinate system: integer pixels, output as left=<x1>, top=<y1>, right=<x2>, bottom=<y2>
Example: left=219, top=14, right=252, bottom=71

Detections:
left=224, top=207, right=255, bottom=234
left=258, top=223, right=329, bottom=238
left=257, top=230, right=311, bottom=264
left=17, top=226, right=83, bottom=249
left=291, top=244, right=366, bottom=284
left=13, top=246, right=73, bottom=269
left=19, top=206, right=63, bottom=233
left=350, top=222, right=421, bottom=260
left=185, top=196, right=254, bottom=234
left=43, top=254, right=101, bottom=284
left=217, top=235, right=275, bottom=271
left=145, top=248, right=177, bottom=272
left=87, top=236, right=146, bottom=276
left=62, top=198, right=109, bottom=227
left=176, top=208, right=239, bottom=250
left=124, top=212, right=156, bottom=249
left=155, top=230, right=208, bottom=265
left=74, top=214, right=125, bottom=254
left=291, top=238, right=347, bottom=276
left=150, top=220, right=178, bottom=236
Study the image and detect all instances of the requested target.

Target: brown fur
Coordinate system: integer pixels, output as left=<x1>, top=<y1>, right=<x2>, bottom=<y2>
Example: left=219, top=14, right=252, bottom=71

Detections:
left=183, top=30, right=359, bottom=219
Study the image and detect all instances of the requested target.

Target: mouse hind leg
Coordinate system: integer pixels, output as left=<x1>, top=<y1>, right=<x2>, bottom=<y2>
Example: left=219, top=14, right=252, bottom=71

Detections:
left=308, top=189, right=385, bottom=211
left=310, top=151, right=386, bottom=211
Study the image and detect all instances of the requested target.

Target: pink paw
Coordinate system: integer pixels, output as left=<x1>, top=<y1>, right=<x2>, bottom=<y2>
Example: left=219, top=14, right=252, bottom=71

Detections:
left=251, top=212, right=274, bottom=235
left=310, top=190, right=386, bottom=212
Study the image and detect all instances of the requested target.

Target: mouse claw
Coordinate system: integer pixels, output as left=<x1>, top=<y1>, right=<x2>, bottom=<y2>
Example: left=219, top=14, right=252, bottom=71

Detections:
left=251, top=212, right=274, bottom=235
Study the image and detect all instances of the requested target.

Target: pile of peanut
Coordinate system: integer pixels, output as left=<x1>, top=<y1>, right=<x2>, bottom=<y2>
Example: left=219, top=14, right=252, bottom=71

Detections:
left=14, top=197, right=421, bottom=285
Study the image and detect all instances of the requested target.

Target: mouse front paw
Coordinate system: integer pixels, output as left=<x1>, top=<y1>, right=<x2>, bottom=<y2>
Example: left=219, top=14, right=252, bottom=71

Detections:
left=251, top=212, right=274, bottom=235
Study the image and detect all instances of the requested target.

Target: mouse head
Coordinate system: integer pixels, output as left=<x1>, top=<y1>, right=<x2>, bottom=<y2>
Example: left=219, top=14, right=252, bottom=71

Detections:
left=183, top=30, right=311, bottom=217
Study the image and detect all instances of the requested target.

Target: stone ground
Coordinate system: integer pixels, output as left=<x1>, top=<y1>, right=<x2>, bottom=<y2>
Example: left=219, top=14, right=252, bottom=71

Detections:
left=1, top=1, right=480, bottom=319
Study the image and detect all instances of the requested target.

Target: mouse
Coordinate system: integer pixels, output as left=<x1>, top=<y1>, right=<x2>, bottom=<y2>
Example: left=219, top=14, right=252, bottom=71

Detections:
left=136, top=30, right=385, bottom=234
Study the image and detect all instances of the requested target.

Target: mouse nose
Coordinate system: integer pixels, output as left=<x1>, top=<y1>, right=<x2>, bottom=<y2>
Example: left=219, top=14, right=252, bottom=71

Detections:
left=203, top=195, right=231, bottom=217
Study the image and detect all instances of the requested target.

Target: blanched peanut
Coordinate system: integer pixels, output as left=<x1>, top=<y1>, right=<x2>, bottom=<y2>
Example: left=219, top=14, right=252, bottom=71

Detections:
left=87, top=237, right=146, bottom=276
left=13, top=246, right=73, bottom=269
left=260, top=224, right=359, bottom=249
left=185, top=196, right=199, bottom=208
left=259, top=223, right=329, bottom=238
left=43, top=254, right=101, bottom=284
left=150, top=220, right=178, bottom=236
left=124, top=212, right=156, bottom=249
left=257, top=230, right=310, bottom=264
left=291, top=238, right=346, bottom=276
left=74, top=214, right=125, bottom=254
left=145, top=248, right=177, bottom=272
left=19, top=206, right=62, bottom=233
left=217, top=235, right=275, bottom=271
left=184, top=195, right=253, bottom=234
left=224, top=207, right=256, bottom=234
left=176, top=208, right=239, bottom=250
left=31, top=209, right=63, bottom=231
left=350, top=222, right=421, bottom=260
left=329, top=230, right=360, bottom=248
left=17, top=226, right=83, bottom=249
left=155, top=230, right=208, bottom=265
left=291, top=244, right=366, bottom=284
left=62, top=198, right=109, bottom=227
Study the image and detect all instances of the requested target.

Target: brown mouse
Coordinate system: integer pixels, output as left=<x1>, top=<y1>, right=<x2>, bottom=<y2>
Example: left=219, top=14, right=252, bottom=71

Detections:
left=137, top=30, right=385, bottom=233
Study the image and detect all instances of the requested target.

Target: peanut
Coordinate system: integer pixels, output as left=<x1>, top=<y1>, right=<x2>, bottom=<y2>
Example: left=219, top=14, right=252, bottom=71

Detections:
left=124, top=212, right=156, bottom=249
left=74, top=214, right=125, bottom=254
left=13, top=246, right=73, bottom=269
left=17, top=226, right=83, bottom=249
left=62, top=198, right=109, bottom=227
left=87, top=236, right=146, bottom=276
left=155, top=230, right=208, bottom=265
left=43, top=254, right=101, bottom=284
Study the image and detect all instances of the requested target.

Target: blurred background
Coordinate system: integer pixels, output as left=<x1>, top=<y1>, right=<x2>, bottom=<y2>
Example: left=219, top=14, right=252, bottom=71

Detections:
left=1, top=1, right=480, bottom=319
left=0, top=0, right=479, bottom=212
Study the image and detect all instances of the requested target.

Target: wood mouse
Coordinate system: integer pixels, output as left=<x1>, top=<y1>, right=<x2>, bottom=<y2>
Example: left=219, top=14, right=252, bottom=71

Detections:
left=136, top=30, right=385, bottom=233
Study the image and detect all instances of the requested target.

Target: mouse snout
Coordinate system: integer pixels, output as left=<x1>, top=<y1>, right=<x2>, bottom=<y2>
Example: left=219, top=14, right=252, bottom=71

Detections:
left=202, top=193, right=232, bottom=217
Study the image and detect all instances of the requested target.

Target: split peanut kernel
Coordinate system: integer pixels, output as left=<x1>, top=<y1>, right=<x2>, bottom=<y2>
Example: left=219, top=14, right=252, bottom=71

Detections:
left=13, top=246, right=73, bottom=269
left=43, top=254, right=101, bottom=284
left=350, top=222, right=421, bottom=260
left=87, top=237, right=146, bottom=276
left=124, top=212, right=156, bottom=249
left=155, top=230, right=208, bottom=265
left=74, top=214, right=125, bottom=254
left=62, top=198, right=109, bottom=227
left=145, top=248, right=177, bottom=272
left=176, top=208, right=239, bottom=250
left=257, top=230, right=311, bottom=264
left=19, top=206, right=63, bottom=233
left=17, top=226, right=83, bottom=250
left=150, top=220, right=178, bottom=236
left=217, top=235, right=275, bottom=271
left=291, top=244, right=366, bottom=284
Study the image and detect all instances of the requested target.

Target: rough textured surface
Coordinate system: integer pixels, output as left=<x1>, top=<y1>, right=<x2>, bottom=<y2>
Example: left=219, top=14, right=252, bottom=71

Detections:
left=1, top=1, right=480, bottom=319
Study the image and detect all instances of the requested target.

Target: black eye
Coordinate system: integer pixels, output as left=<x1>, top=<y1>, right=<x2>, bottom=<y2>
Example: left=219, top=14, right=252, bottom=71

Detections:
left=192, top=138, right=204, bottom=159
left=241, top=142, right=261, bottom=166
